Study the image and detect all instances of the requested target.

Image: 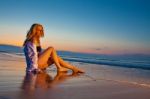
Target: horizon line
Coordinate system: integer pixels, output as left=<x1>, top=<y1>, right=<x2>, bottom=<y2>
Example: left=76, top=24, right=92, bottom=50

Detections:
left=0, top=43, right=150, bottom=56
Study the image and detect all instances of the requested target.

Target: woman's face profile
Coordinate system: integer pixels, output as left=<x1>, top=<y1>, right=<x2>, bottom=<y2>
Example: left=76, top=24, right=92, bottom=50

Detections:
left=36, top=25, right=43, bottom=38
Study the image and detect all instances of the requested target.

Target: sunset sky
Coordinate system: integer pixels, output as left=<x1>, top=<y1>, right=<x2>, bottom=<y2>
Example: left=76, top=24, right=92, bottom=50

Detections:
left=0, top=0, right=149, bottom=55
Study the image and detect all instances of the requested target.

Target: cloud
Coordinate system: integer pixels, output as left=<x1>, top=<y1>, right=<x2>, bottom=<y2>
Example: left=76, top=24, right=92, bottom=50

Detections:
left=95, top=48, right=102, bottom=51
left=92, top=46, right=109, bottom=50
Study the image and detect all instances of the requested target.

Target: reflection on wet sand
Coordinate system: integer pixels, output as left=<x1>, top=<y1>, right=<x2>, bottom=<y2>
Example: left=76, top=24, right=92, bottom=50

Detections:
left=21, top=71, right=80, bottom=91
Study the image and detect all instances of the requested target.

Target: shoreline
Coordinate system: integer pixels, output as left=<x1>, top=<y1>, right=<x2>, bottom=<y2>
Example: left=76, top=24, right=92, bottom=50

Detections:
left=0, top=53, right=150, bottom=99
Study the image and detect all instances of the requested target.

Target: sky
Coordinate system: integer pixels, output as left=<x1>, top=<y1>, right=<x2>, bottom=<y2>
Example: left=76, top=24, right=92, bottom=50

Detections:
left=0, top=0, right=149, bottom=55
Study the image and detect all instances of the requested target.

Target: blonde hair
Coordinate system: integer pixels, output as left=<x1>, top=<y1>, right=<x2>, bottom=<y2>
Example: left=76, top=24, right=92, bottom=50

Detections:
left=23, top=23, right=44, bottom=46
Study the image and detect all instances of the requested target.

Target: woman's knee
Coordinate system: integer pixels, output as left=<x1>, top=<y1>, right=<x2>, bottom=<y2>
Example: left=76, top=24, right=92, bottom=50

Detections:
left=46, top=46, right=54, bottom=53
left=48, top=46, right=54, bottom=51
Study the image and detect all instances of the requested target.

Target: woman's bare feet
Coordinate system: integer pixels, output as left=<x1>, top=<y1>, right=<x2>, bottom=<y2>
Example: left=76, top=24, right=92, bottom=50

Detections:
left=72, top=66, right=85, bottom=73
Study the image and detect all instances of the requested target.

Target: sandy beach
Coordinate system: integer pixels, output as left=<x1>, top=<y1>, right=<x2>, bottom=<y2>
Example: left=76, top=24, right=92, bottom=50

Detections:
left=0, top=53, right=150, bottom=99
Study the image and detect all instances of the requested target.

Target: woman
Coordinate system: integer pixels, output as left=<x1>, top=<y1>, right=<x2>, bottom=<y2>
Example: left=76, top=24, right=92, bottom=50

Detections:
left=23, top=23, right=84, bottom=73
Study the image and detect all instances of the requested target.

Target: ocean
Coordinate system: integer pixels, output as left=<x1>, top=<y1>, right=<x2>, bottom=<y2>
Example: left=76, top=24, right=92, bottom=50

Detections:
left=0, top=44, right=150, bottom=70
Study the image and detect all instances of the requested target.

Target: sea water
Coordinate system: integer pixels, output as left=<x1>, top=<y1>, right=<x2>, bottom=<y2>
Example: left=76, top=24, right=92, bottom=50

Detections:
left=0, top=49, right=149, bottom=70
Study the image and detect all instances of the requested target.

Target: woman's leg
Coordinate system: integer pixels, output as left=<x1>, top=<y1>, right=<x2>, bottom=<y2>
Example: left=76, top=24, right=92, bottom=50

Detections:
left=39, top=57, right=54, bottom=69
left=38, top=47, right=68, bottom=72
left=42, top=56, right=84, bottom=73
left=57, top=56, right=84, bottom=73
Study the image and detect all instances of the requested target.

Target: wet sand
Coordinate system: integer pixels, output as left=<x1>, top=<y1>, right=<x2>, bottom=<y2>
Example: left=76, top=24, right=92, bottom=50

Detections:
left=0, top=53, right=150, bottom=99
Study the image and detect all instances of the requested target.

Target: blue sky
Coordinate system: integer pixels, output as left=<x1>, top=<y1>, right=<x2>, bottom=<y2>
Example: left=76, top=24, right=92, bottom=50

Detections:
left=0, top=0, right=149, bottom=54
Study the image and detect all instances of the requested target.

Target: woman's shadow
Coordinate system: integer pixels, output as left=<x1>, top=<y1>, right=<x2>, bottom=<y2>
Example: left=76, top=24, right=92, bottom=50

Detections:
left=21, top=71, right=80, bottom=91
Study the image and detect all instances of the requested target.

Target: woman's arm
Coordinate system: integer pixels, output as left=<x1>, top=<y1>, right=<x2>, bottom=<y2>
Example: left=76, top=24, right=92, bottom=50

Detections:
left=24, top=42, right=39, bottom=72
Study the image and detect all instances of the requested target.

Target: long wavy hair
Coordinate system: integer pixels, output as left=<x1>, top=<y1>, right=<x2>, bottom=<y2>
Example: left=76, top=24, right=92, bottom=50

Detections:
left=23, top=23, right=44, bottom=46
